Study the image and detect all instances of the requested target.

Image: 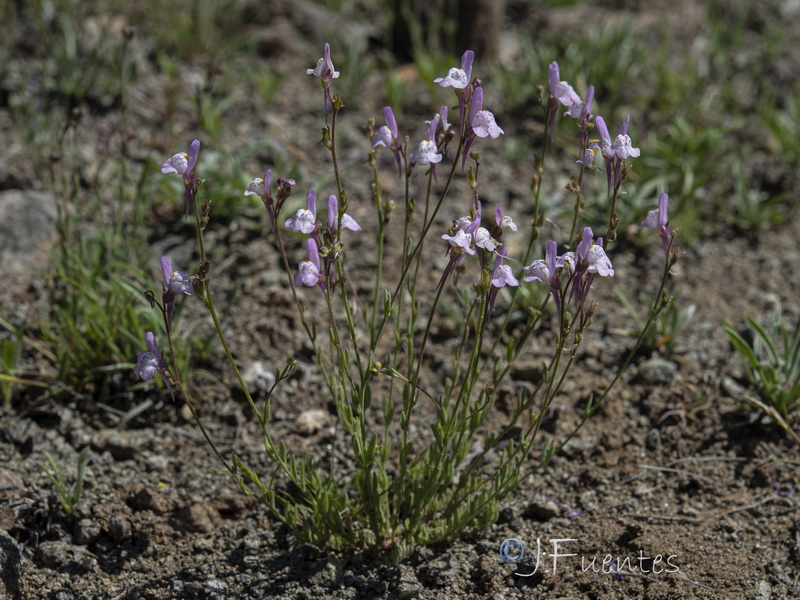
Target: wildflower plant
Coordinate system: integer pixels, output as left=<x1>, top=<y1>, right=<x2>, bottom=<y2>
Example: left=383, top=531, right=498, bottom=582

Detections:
left=134, top=45, right=679, bottom=559
left=724, top=303, right=800, bottom=444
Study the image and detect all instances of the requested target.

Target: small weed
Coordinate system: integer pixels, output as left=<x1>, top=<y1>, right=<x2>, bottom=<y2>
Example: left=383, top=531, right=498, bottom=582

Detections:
left=725, top=158, right=786, bottom=231
left=37, top=447, right=90, bottom=516
left=615, top=288, right=695, bottom=358
left=724, top=302, right=800, bottom=441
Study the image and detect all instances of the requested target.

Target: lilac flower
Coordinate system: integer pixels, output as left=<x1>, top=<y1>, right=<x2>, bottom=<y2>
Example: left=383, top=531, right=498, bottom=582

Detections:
left=523, top=241, right=558, bottom=284
left=134, top=332, right=171, bottom=389
left=295, top=238, right=322, bottom=288
left=474, top=227, right=498, bottom=252
left=434, top=50, right=474, bottom=89
left=244, top=169, right=273, bottom=199
left=641, top=192, right=671, bottom=254
left=161, top=256, right=194, bottom=297
left=441, top=229, right=476, bottom=256
left=593, top=116, right=640, bottom=194
left=435, top=50, right=475, bottom=134
left=461, top=87, right=503, bottom=169
left=372, top=106, right=403, bottom=176
left=159, top=256, right=193, bottom=331
left=586, top=242, right=614, bottom=276
left=431, top=106, right=451, bottom=145
left=491, top=249, right=519, bottom=289
left=523, top=240, right=565, bottom=318
left=285, top=190, right=318, bottom=234
left=307, top=42, right=340, bottom=116
left=576, top=142, right=601, bottom=170
left=610, top=134, right=640, bottom=159
left=327, top=194, right=360, bottom=232
left=307, top=42, right=340, bottom=81
left=471, top=107, right=504, bottom=139
left=595, top=116, right=613, bottom=160
left=244, top=177, right=266, bottom=197
left=410, top=139, right=442, bottom=167
left=547, top=61, right=581, bottom=137
left=495, top=205, right=517, bottom=232
left=161, top=140, right=200, bottom=177
left=161, top=139, right=200, bottom=216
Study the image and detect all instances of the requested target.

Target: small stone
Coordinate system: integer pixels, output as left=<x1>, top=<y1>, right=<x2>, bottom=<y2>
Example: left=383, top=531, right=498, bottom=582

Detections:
left=308, top=554, right=343, bottom=588
left=523, top=496, right=561, bottom=521
left=390, top=564, right=423, bottom=600
left=751, top=579, right=772, bottom=600
left=242, top=361, right=276, bottom=394
left=35, top=541, right=74, bottom=569
left=145, top=456, right=170, bottom=472
left=178, top=502, right=221, bottom=533
left=203, top=578, right=228, bottom=593
left=126, top=485, right=169, bottom=514
left=108, top=515, right=130, bottom=542
left=295, top=409, right=329, bottom=436
left=496, top=507, right=514, bottom=524
left=73, top=518, right=102, bottom=545
left=0, top=529, right=22, bottom=600
left=635, top=357, right=677, bottom=385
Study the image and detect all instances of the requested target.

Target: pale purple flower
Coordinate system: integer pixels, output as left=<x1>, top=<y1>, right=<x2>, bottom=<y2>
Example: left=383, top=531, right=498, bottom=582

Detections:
left=410, top=139, right=442, bottom=166
left=554, top=81, right=582, bottom=113
left=491, top=253, right=519, bottom=288
left=641, top=192, right=671, bottom=254
left=595, top=116, right=613, bottom=160
left=431, top=106, right=451, bottom=145
left=244, top=177, right=266, bottom=197
left=641, top=192, right=669, bottom=232
left=523, top=240, right=564, bottom=318
left=434, top=50, right=474, bottom=89
left=134, top=351, right=160, bottom=381
left=161, top=256, right=194, bottom=296
left=285, top=190, right=318, bottom=234
left=161, top=139, right=200, bottom=216
left=134, top=332, right=171, bottom=389
left=495, top=205, right=517, bottom=232
left=471, top=109, right=504, bottom=139
left=327, top=194, right=360, bottom=232
left=307, top=42, right=340, bottom=81
left=576, top=142, right=600, bottom=170
left=610, top=133, right=640, bottom=159
left=574, top=227, right=613, bottom=277
left=442, top=229, right=476, bottom=255
left=161, top=139, right=200, bottom=177
left=295, top=238, right=322, bottom=287
left=372, top=106, right=399, bottom=149
left=474, top=227, right=498, bottom=252
left=586, top=241, right=614, bottom=276
left=523, top=241, right=558, bottom=284
left=307, top=42, right=340, bottom=116
left=372, top=107, right=403, bottom=176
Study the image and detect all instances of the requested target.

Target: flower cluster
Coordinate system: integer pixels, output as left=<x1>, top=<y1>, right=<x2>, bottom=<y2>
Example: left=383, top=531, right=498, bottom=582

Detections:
left=375, top=50, right=504, bottom=179
left=280, top=189, right=360, bottom=289
left=522, top=227, right=614, bottom=321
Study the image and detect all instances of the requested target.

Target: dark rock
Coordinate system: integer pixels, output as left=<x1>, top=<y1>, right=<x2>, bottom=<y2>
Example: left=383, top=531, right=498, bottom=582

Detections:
left=72, top=518, right=102, bottom=545
left=0, top=529, right=22, bottom=600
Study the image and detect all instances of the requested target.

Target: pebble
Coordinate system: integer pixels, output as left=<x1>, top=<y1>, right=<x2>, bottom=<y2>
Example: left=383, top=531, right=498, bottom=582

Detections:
left=308, top=554, right=343, bottom=588
left=242, top=361, right=276, bottom=394
left=635, top=356, right=678, bottom=385
left=295, top=409, right=329, bottom=436
left=73, top=518, right=102, bottom=545
left=0, top=529, right=22, bottom=600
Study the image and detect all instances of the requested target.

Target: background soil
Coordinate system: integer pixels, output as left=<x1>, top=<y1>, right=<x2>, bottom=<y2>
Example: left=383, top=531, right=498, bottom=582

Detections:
left=2, top=1, right=800, bottom=599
